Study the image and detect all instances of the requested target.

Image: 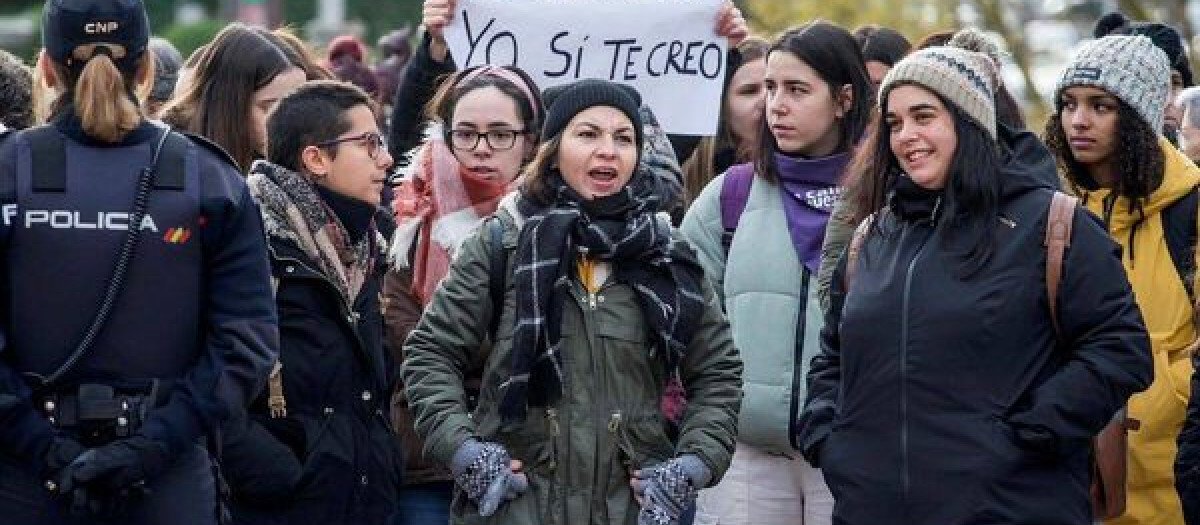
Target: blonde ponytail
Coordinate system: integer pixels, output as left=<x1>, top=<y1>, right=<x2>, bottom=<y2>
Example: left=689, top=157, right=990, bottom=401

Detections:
left=72, top=49, right=143, bottom=143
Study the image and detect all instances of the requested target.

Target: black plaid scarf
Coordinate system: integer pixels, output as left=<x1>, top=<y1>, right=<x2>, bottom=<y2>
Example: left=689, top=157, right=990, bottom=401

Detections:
left=499, top=169, right=707, bottom=422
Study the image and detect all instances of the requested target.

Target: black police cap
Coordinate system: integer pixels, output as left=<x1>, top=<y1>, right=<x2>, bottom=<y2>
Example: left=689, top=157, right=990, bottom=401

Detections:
left=42, top=0, right=150, bottom=73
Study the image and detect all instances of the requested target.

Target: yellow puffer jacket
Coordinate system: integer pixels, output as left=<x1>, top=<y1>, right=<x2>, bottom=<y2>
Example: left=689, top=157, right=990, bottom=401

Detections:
left=1080, top=138, right=1200, bottom=525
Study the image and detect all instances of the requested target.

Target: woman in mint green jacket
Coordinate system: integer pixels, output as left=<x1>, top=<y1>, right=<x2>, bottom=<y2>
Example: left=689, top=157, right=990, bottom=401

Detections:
left=680, top=21, right=871, bottom=525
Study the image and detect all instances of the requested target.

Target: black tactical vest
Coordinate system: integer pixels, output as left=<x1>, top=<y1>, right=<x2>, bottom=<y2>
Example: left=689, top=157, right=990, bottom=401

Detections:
left=5, top=125, right=205, bottom=385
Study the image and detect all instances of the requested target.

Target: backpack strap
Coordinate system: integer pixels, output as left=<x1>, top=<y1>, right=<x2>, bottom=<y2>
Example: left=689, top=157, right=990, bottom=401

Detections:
left=844, top=214, right=875, bottom=288
left=267, top=360, right=287, bottom=418
left=1161, top=185, right=1198, bottom=301
left=486, top=216, right=508, bottom=338
left=1044, top=191, right=1078, bottom=336
left=719, top=164, right=754, bottom=256
left=1193, top=187, right=1200, bottom=322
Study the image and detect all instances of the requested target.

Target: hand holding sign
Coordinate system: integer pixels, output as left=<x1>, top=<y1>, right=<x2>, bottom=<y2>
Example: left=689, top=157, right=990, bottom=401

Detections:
left=444, top=0, right=728, bottom=135
left=423, top=0, right=456, bottom=62
left=715, top=1, right=749, bottom=48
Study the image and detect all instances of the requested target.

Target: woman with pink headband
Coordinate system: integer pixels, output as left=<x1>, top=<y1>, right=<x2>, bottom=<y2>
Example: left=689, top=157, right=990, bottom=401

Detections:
left=384, top=60, right=544, bottom=525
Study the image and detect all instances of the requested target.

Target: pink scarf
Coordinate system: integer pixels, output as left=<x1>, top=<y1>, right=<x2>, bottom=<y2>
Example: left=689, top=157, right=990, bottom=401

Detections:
left=391, top=135, right=511, bottom=304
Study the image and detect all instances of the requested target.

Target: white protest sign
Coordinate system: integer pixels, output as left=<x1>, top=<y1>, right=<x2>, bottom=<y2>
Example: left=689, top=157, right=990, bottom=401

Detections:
left=444, top=0, right=726, bottom=135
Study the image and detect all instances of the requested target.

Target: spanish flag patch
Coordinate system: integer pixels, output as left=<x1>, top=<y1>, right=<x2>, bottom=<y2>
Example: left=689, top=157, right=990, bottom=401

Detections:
left=163, top=227, right=191, bottom=244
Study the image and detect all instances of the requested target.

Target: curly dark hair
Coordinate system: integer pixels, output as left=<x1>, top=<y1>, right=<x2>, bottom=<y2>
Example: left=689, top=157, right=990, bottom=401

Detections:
left=0, top=50, right=33, bottom=130
left=1043, top=99, right=1164, bottom=221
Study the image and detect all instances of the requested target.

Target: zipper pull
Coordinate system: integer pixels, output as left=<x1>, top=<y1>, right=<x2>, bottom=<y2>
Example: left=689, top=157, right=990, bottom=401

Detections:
left=547, top=408, right=560, bottom=436
left=610, top=411, right=634, bottom=469
left=608, top=411, right=622, bottom=433
left=588, top=293, right=598, bottom=310
left=267, top=361, right=287, bottom=418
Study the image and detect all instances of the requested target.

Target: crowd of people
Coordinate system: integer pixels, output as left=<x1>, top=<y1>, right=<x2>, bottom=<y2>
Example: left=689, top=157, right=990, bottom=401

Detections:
left=2, top=0, right=1200, bottom=525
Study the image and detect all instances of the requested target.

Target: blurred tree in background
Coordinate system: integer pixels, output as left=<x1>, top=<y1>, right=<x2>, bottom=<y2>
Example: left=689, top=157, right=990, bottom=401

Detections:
left=1, top=0, right=1193, bottom=124
left=0, top=0, right=421, bottom=62
left=743, top=0, right=958, bottom=37
left=742, top=0, right=1200, bottom=126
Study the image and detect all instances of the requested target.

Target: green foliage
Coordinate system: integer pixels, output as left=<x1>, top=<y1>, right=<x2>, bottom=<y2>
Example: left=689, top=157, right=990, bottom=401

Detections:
left=277, top=0, right=419, bottom=51
left=2, top=0, right=211, bottom=61
left=9, top=5, right=41, bottom=64
left=162, top=19, right=225, bottom=59
left=743, top=0, right=958, bottom=42
left=347, top=0, right=419, bottom=46
left=3, top=0, right=421, bottom=52
left=0, top=0, right=209, bottom=26
left=0, top=1, right=36, bottom=16
left=280, top=1, right=318, bottom=33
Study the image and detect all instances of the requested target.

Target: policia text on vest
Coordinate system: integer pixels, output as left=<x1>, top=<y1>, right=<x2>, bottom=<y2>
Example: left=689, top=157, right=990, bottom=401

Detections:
left=3, top=205, right=161, bottom=232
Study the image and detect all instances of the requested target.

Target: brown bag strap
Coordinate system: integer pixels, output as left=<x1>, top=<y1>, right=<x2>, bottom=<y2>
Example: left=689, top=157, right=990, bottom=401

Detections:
left=845, top=214, right=876, bottom=288
left=268, top=360, right=287, bottom=418
left=1044, top=191, right=1078, bottom=335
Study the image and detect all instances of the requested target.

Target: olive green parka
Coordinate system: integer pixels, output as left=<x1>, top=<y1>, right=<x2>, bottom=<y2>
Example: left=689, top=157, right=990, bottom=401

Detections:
left=401, top=196, right=742, bottom=525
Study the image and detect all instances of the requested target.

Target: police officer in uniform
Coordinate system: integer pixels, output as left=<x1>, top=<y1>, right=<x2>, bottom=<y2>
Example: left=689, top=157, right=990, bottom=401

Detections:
left=0, top=1, right=278, bottom=524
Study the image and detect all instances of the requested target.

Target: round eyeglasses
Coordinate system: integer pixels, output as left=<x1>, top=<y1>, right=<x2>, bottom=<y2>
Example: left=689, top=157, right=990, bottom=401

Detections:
left=317, top=131, right=386, bottom=160
left=446, top=129, right=527, bottom=151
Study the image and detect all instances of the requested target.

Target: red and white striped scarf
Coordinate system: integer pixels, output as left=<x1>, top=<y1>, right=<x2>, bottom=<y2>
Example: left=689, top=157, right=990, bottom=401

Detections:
left=390, top=133, right=512, bottom=304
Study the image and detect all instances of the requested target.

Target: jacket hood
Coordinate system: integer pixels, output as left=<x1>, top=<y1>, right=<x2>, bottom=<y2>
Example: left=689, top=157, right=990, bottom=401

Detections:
left=1085, top=136, right=1200, bottom=230
left=997, top=123, right=1061, bottom=200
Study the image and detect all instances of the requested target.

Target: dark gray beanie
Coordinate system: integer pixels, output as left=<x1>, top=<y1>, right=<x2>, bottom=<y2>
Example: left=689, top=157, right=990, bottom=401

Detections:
left=540, top=79, right=644, bottom=150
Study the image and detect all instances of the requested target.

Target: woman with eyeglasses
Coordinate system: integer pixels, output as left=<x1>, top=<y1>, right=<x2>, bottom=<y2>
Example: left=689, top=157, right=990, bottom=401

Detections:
left=225, top=80, right=400, bottom=525
left=383, top=62, right=543, bottom=525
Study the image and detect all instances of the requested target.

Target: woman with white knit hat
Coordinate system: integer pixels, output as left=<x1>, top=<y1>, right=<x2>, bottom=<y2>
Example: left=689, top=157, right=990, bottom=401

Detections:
left=1045, top=34, right=1200, bottom=525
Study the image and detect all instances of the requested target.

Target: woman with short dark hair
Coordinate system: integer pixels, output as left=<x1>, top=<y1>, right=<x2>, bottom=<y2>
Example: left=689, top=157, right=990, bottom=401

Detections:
left=228, top=80, right=400, bottom=525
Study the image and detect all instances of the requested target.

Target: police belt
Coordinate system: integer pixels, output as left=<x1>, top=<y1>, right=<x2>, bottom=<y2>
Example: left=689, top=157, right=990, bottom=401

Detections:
left=37, top=379, right=171, bottom=445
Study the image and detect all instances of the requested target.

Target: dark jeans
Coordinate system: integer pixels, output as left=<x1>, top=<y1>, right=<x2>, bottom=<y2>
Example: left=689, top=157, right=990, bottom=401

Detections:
left=392, top=481, right=453, bottom=525
left=0, top=443, right=217, bottom=525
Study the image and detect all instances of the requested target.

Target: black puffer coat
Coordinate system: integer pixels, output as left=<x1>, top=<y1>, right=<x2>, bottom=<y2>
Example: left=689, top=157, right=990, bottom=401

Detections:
left=222, top=205, right=402, bottom=525
left=797, top=129, right=1152, bottom=525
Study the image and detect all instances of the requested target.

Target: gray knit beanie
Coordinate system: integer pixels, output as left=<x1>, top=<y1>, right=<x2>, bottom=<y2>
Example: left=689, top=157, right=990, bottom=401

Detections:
left=879, top=46, right=999, bottom=139
left=1055, top=35, right=1170, bottom=132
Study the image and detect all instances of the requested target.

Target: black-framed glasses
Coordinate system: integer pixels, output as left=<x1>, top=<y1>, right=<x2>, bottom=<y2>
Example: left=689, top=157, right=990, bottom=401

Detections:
left=317, top=131, right=386, bottom=160
left=446, top=128, right=526, bottom=151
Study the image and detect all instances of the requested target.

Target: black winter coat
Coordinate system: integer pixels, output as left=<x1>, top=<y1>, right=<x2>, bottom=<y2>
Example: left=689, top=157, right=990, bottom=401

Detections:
left=223, top=232, right=402, bottom=525
left=796, top=129, right=1152, bottom=525
left=1183, top=355, right=1200, bottom=525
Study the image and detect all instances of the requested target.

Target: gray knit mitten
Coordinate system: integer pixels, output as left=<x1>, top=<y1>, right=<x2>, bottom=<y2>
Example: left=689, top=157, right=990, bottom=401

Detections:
left=632, top=455, right=712, bottom=525
left=450, top=439, right=529, bottom=516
